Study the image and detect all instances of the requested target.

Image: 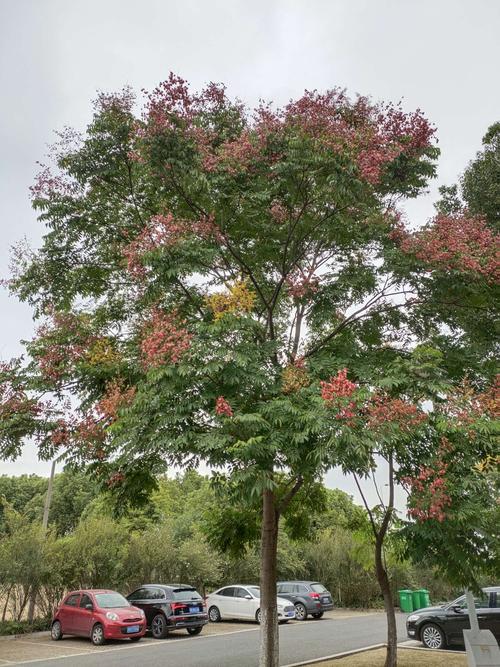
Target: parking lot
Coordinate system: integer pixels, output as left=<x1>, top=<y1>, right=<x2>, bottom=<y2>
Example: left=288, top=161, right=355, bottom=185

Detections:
left=0, top=610, right=389, bottom=666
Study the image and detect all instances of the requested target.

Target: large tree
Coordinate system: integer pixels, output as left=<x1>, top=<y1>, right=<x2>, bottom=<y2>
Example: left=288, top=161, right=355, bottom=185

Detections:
left=4, top=76, right=496, bottom=666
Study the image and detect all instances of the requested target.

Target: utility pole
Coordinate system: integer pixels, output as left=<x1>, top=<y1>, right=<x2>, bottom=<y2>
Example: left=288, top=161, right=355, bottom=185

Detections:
left=27, top=460, right=57, bottom=624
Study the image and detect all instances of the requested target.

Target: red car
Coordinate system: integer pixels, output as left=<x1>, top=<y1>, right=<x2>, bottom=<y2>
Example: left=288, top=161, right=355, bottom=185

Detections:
left=51, top=589, right=146, bottom=645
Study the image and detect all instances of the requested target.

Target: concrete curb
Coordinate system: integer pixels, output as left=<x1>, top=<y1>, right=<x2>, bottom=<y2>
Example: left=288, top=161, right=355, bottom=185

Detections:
left=399, top=643, right=465, bottom=655
left=281, top=643, right=385, bottom=666
left=0, top=630, right=50, bottom=642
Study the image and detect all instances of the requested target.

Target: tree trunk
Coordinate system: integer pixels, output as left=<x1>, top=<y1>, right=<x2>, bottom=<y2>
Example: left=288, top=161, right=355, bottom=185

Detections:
left=375, top=537, right=397, bottom=667
left=259, top=487, right=280, bottom=667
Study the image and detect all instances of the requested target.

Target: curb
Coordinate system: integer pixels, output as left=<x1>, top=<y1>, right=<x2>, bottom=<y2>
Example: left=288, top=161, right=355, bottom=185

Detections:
left=281, top=643, right=385, bottom=666
left=399, top=643, right=465, bottom=655
left=0, top=630, right=50, bottom=642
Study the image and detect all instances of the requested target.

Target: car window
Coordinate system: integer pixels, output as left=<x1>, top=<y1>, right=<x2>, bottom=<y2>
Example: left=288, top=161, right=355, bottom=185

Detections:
left=235, top=587, right=249, bottom=598
left=454, top=594, right=490, bottom=609
left=171, top=588, right=203, bottom=601
left=146, top=587, right=166, bottom=600
left=311, top=584, right=327, bottom=593
left=95, top=593, right=130, bottom=608
left=247, top=586, right=260, bottom=598
left=64, top=594, right=80, bottom=607
left=219, top=587, right=236, bottom=597
left=79, top=594, right=93, bottom=609
left=297, top=585, right=308, bottom=593
left=279, top=584, right=293, bottom=594
left=128, top=588, right=148, bottom=601
left=489, top=592, right=499, bottom=608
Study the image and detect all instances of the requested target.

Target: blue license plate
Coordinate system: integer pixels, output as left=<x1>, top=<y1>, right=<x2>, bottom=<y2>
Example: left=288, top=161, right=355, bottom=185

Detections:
left=287, top=611, right=294, bottom=616
left=126, top=625, right=140, bottom=633
left=189, top=606, right=199, bottom=613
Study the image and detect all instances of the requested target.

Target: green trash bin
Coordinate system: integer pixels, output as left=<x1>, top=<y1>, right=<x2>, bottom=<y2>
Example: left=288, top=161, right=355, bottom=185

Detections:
left=415, top=588, right=431, bottom=609
left=398, top=589, right=414, bottom=613
left=412, top=590, right=421, bottom=610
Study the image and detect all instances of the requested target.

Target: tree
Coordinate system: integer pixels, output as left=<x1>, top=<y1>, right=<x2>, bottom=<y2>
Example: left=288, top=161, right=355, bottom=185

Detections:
left=3, top=76, right=457, bottom=666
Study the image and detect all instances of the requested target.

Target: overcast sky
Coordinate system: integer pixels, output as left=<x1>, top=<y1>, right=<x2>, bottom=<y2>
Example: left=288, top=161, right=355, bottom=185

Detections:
left=1, top=0, right=499, bottom=508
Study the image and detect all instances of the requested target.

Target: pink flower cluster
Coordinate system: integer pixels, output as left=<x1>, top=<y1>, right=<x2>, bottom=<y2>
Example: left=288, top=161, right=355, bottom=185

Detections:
left=366, top=394, right=426, bottom=432
left=403, top=439, right=452, bottom=523
left=139, top=76, right=435, bottom=188
left=140, top=309, right=192, bottom=369
left=95, top=380, right=136, bottom=422
left=34, top=311, right=93, bottom=383
left=286, top=268, right=320, bottom=299
left=0, top=362, right=43, bottom=421
left=215, top=396, right=233, bottom=417
left=399, top=213, right=499, bottom=282
left=30, top=166, right=82, bottom=201
left=270, top=201, right=288, bottom=224
left=124, top=212, right=221, bottom=279
left=320, top=368, right=358, bottom=421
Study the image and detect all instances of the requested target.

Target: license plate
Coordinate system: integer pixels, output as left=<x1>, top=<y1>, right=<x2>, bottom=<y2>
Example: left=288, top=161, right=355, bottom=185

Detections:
left=126, top=625, right=140, bottom=633
left=287, top=611, right=294, bottom=616
left=189, top=606, right=199, bottom=613
left=322, top=597, right=329, bottom=603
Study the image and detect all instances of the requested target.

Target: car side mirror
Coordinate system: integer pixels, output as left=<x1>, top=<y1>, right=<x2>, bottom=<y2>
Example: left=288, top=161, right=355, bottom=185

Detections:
left=245, top=595, right=252, bottom=600
left=85, top=604, right=93, bottom=611
left=451, top=605, right=463, bottom=613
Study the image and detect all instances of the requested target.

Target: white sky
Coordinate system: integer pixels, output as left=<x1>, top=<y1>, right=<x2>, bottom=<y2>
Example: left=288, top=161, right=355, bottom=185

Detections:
left=1, top=0, right=499, bottom=509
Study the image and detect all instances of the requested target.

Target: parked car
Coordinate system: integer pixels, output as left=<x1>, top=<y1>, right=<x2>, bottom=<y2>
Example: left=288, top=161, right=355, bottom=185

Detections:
left=51, top=589, right=146, bottom=645
left=276, top=581, right=334, bottom=620
left=406, top=586, right=500, bottom=650
left=126, top=583, right=208, bottom=638
left=206, top=585, right=296, bottom=623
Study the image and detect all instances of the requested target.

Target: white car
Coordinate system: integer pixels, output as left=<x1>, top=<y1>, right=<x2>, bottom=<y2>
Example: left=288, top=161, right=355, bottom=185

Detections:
left=206, top=585, right=295, bottom=624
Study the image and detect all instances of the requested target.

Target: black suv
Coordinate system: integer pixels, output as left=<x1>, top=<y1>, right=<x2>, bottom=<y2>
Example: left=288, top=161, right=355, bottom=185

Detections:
left=277, top=581, right=334, bottom=620
left=126, top=584, right=208, bottom=639
left=406, top=586, right=500, bottom=650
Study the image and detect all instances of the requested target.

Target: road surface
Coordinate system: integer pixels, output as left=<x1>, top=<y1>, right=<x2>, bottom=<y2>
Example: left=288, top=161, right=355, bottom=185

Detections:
left=0, top=611, right=407, bottom=666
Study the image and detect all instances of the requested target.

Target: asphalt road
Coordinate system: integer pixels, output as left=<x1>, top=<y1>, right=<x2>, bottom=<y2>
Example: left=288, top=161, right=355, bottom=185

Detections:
left=1, top=612, right=408, bottom=667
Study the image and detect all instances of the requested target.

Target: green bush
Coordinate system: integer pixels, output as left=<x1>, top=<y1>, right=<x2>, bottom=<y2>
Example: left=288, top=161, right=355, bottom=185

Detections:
left=0, top=616, right=51, bottom=636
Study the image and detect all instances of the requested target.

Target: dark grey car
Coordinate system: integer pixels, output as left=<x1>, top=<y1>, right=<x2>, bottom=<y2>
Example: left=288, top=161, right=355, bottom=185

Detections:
left=277, top=581, right=334, bottom=620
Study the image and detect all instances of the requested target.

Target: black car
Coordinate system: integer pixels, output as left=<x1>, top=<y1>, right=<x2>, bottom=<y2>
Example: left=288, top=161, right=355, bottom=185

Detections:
left=406, top=586, right=500, bottom=650
left=276, top=581, right=334, bottom=620
left=126, top=584, right=208, bottom=639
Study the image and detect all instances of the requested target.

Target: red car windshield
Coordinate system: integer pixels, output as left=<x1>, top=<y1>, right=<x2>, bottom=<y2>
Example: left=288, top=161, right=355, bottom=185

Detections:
left=95, top=593, right=130, bottom=608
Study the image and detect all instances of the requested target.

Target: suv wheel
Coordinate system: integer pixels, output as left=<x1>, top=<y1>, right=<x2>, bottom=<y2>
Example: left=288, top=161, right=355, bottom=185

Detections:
left=187, top=626, right=202, bottom=635
left=151, top=613, right=169, bottom=639
left=421, top=623, right=445, bottom=650
left=312, top=611, right=323, bottom=619
left=91, top=623, right=106, bottom=646
left=51, top=620, right=63, bottom=641
left=209, top=606, right=221, bottom=622
left=294, top=602, right=308, bottom=621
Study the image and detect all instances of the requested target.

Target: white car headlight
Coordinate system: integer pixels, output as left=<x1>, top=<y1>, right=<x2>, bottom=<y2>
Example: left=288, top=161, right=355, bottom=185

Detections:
left=407, top=614, right=420, bottom=622
left=106, top=611, right=119, bottom=621
left=140, top=609, right=145, bottom=617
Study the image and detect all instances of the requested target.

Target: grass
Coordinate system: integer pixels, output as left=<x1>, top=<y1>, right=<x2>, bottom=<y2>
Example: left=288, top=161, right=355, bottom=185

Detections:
left=311, top=647, right=466, bottom=666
